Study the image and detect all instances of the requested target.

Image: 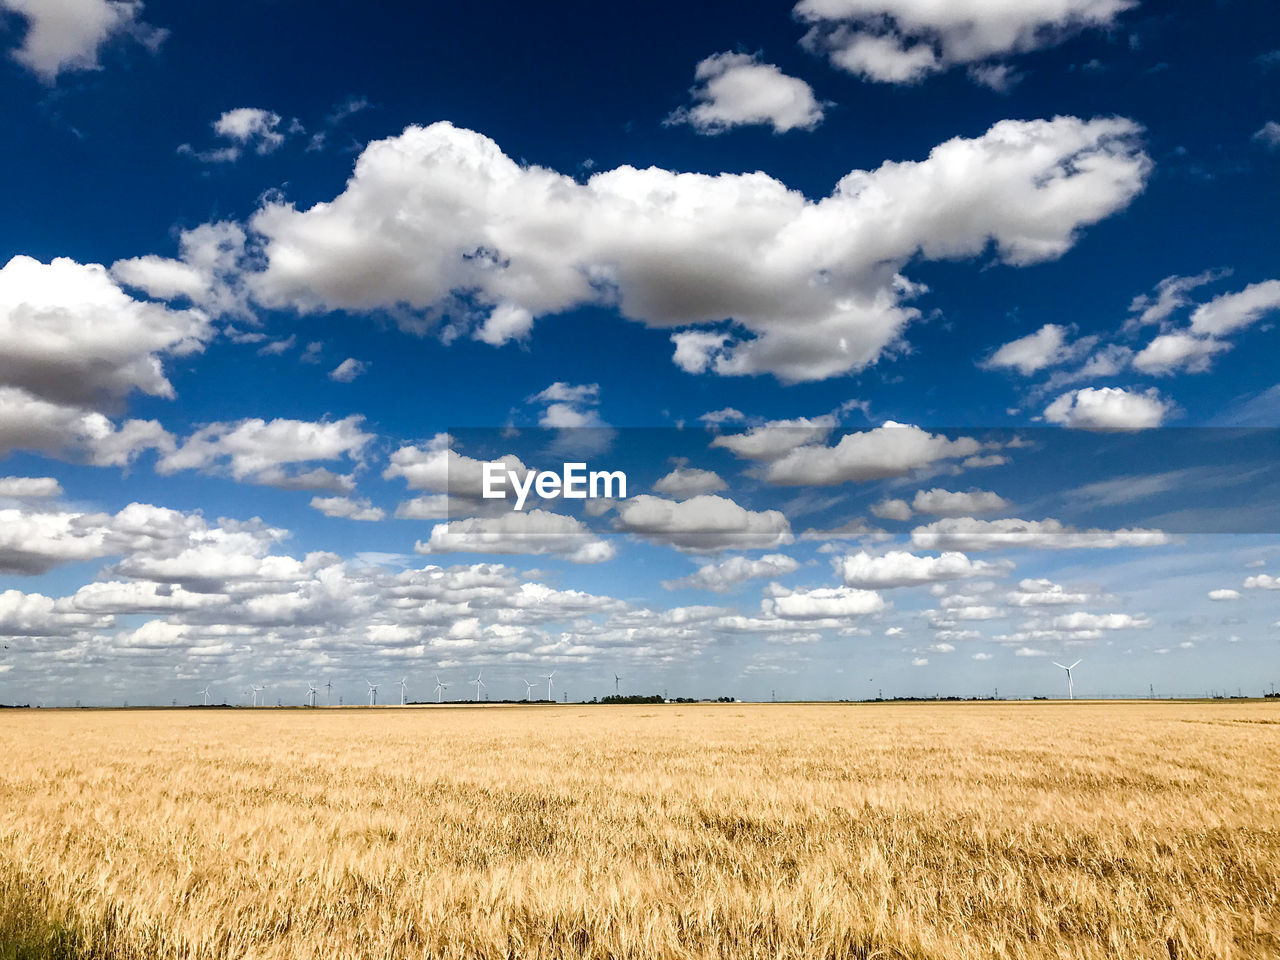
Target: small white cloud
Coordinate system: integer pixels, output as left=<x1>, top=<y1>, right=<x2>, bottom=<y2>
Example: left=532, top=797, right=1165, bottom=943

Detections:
left=329, top=358, right=368, bottom=383
left=666, top=51, right=827, bottom=134
left=310, top=496, right=384, bottom=522
left=1, top=0, right=166, bottom=83
left=1207, top=589, right=1240, bottom=601
left=1253, top=121, right=1280, bottom=151
left=1043, top=386, right=1171, bottom=430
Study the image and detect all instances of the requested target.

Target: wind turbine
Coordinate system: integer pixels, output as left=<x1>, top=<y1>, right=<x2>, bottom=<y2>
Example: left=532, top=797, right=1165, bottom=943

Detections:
left=472, top=669, right=486, bottom=702
left=1053, top=660, right=1082, bottom=699
left=521, top=679, right=536, bottom=701
left=325, top=680, right=332, bottom=706
left=399, top=677, right=408, bottom=706
left=543, top=670, right=556, bottom=702
left=434, top=674, right=447, bottom=703
left=614, top=673, right=621, bottom=695
left=367, top=681, right=379, bottom=706
left=306, top=683, right=317, bottom=708
left=199, top=684, right=211, bottom=706
left=251, top=684, right=264, bottom=707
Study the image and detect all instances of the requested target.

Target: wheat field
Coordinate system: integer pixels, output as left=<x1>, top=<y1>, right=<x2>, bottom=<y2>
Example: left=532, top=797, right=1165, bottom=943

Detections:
left=1, top=702, right=1277, bottom=959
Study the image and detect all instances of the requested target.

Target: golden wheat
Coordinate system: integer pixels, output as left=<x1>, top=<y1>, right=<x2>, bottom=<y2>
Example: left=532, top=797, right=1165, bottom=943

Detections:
left=1, top=702, right=1278, bottom=959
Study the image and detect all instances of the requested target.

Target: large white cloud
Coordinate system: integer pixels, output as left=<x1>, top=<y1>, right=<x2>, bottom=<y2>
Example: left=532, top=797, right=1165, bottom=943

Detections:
left=242, top=117, right=1148, bottom=382
left=0, top=0, right=165, bottom=83
left=0, top=255, right=210, bottom=410
left=794, top=0, right=1134, bottom=85
left=614, top=494, right=793, bottom=553
left=666, top=51, right=826, bottom=134
left=762, top=584, right=885, bottom=619
left=1043, top=386, right=1171, bottom=429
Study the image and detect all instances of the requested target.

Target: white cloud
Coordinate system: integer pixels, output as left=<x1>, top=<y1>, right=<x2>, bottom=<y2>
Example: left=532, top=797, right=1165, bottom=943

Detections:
left=710, top=416, right=837, bottom=461
left=1006, top=578, right=1094, bottom=606
left=418, top=509, right=615, bottom=564
left=794, top=0, right=1134, bottom=85
left=1188, top=280, right=1280, bottom=338
left=666, top=51, right=826, bottom=134
left=0, top=0, right=165, bottom=83
left=0, top=476, right=61, bottom=499
left=0, top=255, right=211, bottom=410
left=383, top=433, right=530, bottom=514
left=870, top=498, right=913, bottom=521
left=662, top=553, right=800, bottom=592
left=762, top=584, right=885, bottom=619
left=0, top=386, right=173, bottom=465
left=157, top=416, right=372, bottom=488
left=112, top=222, right=250, bottom=319
left=984, top=323, right=1075, bottom=375
left=1050, top=611, right=1150, bottom=631
left=329, top=358, right=368, bottom=382
left=911, top=488, right=1010, bottom=517
left=1043, top=386, right=1171, bottom=429
left=614, top=494, right=793, bottom=552
left=179, top=108, right=292, bottom=163
left=838, top=550, right=996, bottom=588
left=243, top=117, right=1148, bottom=383
left=759, top=424, right=982, bottom=485
left=1253, top=121, right=1280, bottom=151
left=1207, top=588, right=1240, bottom=601
left=912, top=517, right=1168, bottom=551
left=1244, top=573, right=1280, bottom=590
left=1132, top=333, right=1230, bottom=375
left=310, top=496, right=385, bottom=522
left=1126, top=270, right=1225, bottom=330
left=651, top=466, right=728, bottom=498
left=527, top=382, right=607, bottom=429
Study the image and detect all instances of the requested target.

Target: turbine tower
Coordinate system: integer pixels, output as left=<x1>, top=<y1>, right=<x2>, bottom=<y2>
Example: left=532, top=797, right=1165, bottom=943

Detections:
left=325, top=680, right=332, bottom=706
left=1053, top=660, right=1082, bottom=699
left=199, top=684, right=211, bottom=706
left=367, top=681, right=379, bottom=706
left=522, top=679, right=536, bottom=701
left=472, top=669, right=486, bottom=702
left=306, top=683, right=317, bottom=708
left=399, top=677, right=408, bottom=706
left=434, top=674, right=447, bottom=703
left=614, top=673, right=621, bottom=695
left=251, top=683, right=264, bottom=707
left=543, top=670, right=556, bottom=702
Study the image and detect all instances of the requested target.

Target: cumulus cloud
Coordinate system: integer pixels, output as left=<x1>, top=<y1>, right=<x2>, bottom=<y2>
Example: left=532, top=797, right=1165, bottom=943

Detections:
left=178, top=108, right=293, bottom=163
left=837, top=550, right=997, bottom=588
left=112, top=221, right=251, bottom=319
left=1132, top=333, right=1230, bottom=375
left=756, top=423, right=982, bottom=486
left=666, top=51, right=826, bottom=134
left=662, top=553, right=800, bottom=592
left=0, top=386, right=173, bottom=465
left=614, top=494, right=792, bottom=552
left=383, top=433, right=530, bottom=515
left=0, top=255, right=211, bottom=410
left=1244, top=573, right=1279, bottom=590
left=1207, top=588, right=1240, bottom=601
left=794, top=0, right=1134, bottom=85
left=418, top=509, right=615, bottom=564
left=651, top=465, right=728, bottom=498
left=1188, top=280, right=1280, bottom=338
left=911, top=488, right=1010, bottom=517
left=240, top=117, right=1148, bottom=383
left=0, top=476, right=61, bottom=499
left=762, top=584, right=885, bottom=619
left=1006, top=578, right=1096, bottom=606
left=157, top=416, right=372, bottom=489
left=1043, top=386, right=1171, bottom=429
left=0, top=0, right=165, bottom=83
left=870, top=498, right=913, bottom=521
left=912, top=516, right=1169, bottom=551
left=983, top=323, right=1076, bottom=375
left=310, top=496, right=385, bottom=522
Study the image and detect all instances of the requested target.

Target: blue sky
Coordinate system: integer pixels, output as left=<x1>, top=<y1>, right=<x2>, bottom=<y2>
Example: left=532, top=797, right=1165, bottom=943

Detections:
left=1, top=0, right=1278, bottom=706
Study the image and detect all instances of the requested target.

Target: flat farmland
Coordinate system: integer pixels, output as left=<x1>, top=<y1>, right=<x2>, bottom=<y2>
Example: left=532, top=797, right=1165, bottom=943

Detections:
left=1, top=702, right=1278, bottom=959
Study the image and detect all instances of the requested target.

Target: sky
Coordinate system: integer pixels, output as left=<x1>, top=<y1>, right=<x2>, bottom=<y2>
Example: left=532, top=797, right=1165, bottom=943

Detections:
left=1, top=0, right=1278, bottom=706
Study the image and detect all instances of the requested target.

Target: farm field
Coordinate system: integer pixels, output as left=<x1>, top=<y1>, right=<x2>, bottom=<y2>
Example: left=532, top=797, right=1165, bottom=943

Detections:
left=1, top=702, right=1278, bottom=959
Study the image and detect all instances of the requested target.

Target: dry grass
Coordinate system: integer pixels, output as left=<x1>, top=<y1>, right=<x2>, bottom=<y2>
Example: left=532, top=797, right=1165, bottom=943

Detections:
left=1, top=702, right=1278, bottom=959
